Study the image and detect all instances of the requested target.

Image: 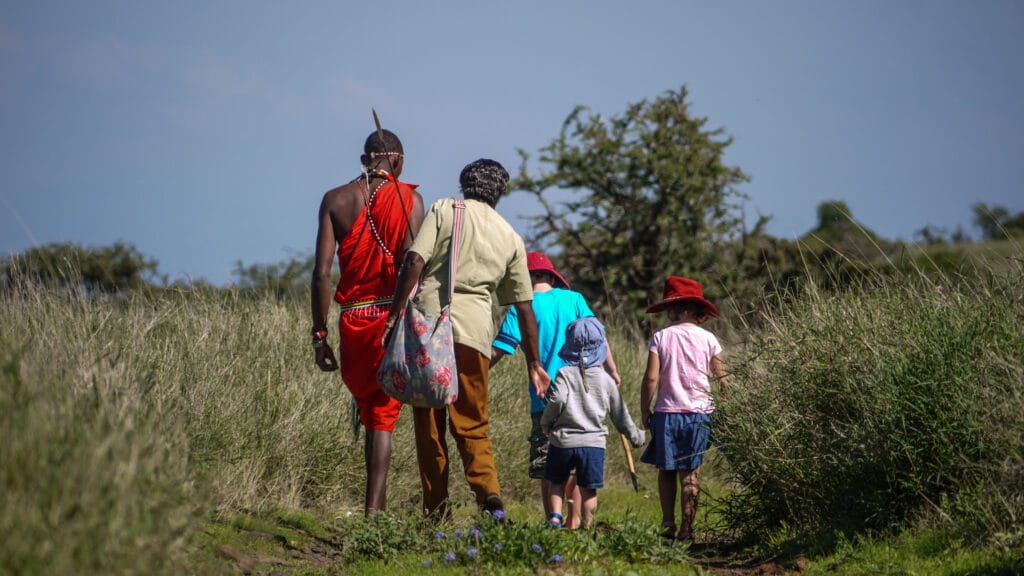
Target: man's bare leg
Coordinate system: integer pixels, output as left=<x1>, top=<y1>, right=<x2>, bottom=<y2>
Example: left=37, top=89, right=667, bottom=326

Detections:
left=364, top=429, right=392, bottom=515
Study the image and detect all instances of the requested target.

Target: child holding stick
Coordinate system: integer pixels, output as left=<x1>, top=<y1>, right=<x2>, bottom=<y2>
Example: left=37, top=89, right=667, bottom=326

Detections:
left=541, top=317, right=645, bottom=528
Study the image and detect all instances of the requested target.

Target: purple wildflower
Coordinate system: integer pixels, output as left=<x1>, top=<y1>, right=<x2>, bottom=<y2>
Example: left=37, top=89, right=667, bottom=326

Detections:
left=493, top=543, right=504, bottom=552
left=493, top=509, right=506, bottom=521
left=445, top=551, right=456, bottom=563
left=551, top=554, right=564, bottom=563
left=469, top=527, right=483, bottom=539
left=454, top=529, right=465, bottom=539
left=467, top=547, right=479, bottom=558
left=532, top=543, right=543, bottom=554
left=435, top=531, right=446, bottom=539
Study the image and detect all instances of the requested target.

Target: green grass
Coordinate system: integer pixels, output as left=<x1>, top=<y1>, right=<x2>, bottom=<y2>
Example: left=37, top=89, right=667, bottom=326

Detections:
left=801, top=528, right=1024, bottom=576
left=2, top=245, right=1023, bottom=574
left=716, top=246, right=1024, bottom=543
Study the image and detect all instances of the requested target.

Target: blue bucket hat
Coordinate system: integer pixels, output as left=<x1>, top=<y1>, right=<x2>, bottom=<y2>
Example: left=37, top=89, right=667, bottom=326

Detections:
left=558, top=317, right=608, bottom=369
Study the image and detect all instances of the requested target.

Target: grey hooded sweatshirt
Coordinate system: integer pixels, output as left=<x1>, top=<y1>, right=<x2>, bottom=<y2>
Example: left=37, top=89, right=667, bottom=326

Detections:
left=540, top=365, right=645, bottom=449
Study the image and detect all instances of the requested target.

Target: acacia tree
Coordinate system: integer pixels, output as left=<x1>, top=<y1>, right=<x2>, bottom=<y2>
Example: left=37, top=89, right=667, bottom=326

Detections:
left=232, top=250, right=314, bottom=300
left=1, top=241, right=160, bottom=294
left=512, top=85, right=755, bottom=320
left=972, top=203, right=1024, bottom=240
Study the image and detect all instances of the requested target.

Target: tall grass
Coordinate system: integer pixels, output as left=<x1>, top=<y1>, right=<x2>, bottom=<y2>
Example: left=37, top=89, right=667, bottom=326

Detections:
left=0, top=278, right=652, bottom=573
left=1, top=287, right=196, bottom=575
left=717, top=254, right=1024, bottom=541
left=7, top=251, right=1019, bottom=573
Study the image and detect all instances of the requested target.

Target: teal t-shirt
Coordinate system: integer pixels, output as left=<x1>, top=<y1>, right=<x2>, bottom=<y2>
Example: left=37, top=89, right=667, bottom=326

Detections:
left=493, top=288, right=595, bottom=413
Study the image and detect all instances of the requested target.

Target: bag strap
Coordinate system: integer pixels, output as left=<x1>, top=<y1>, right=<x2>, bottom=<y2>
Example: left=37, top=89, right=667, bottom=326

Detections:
left=447, top=200, right=465, bottom=305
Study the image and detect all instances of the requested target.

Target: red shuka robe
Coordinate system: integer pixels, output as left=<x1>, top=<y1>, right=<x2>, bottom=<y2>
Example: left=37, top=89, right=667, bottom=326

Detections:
left=335, top=175, right=417, bottom=431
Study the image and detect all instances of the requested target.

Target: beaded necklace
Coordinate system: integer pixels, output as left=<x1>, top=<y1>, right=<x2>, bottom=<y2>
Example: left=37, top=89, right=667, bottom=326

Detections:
left=360, top=174, right=396, bottom=261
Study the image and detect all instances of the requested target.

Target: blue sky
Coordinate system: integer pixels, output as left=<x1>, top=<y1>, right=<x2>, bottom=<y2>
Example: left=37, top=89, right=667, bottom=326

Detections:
left=2, top=1, right=1022, bottom=284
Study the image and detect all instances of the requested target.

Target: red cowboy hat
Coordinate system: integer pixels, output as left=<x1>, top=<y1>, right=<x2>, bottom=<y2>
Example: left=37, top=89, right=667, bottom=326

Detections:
left=646, top=276, right=719, bottom=317
left=526, top=252, right=570, bottom=289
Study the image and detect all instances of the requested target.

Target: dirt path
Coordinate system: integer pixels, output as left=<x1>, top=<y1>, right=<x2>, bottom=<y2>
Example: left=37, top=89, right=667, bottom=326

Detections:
left=208, top=522, right=808, bottom=575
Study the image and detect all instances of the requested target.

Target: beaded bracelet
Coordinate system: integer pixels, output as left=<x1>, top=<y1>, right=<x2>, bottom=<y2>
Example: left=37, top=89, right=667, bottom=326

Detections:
left=311, top=328, right=328, bottom=348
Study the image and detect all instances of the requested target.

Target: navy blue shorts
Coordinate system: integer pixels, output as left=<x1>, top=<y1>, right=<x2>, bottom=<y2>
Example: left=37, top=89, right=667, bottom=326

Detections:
left=640, top=412, right=711, bottom=470
left=545, top=446, right=605, bottom=489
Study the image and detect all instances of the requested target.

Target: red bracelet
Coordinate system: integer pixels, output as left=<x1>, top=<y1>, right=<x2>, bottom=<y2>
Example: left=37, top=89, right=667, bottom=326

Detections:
left=311, top=328, right=328, bottom=342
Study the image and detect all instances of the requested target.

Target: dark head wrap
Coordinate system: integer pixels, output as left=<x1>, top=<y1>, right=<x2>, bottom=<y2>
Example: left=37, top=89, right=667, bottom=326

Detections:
left=459, top=159, right=509, bottom=206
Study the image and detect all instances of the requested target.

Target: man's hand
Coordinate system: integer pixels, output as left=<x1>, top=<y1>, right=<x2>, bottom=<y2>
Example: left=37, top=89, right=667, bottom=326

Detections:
left=641, top=411, right=652, bottom=430
left=316, top=344, right=339, bottom=371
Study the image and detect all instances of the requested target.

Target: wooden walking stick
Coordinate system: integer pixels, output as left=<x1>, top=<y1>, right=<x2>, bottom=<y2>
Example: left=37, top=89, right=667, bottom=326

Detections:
left=620, top=433, right=639, bottom=492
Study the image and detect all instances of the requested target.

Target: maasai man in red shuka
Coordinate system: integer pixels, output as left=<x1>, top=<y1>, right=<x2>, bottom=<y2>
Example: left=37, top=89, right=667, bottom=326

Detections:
left=311, top=128, right=424, bottom=516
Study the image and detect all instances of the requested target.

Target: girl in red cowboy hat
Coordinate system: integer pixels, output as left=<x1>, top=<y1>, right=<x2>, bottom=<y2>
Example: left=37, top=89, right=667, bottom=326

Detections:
left=639, top=276, right=728, bottom=543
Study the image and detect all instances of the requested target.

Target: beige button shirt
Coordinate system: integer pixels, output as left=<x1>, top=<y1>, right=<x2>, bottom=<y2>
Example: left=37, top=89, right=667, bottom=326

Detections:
left=409, top=198, right=533, bottom=356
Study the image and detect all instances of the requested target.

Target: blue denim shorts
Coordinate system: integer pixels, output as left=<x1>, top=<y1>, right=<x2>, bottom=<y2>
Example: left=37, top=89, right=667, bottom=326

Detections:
left=640, top=412, right=711, bottom=470
left=544, top=446, right=605, bottom=489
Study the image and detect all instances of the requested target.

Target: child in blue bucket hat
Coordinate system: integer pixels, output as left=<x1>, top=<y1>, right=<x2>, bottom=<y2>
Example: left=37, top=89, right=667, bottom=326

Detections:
left=540, top=317, right=645, bottom=529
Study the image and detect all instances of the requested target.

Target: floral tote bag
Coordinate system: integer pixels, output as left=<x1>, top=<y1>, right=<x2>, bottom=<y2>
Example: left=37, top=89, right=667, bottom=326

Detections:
left=376, top=200, right=464, bottom=408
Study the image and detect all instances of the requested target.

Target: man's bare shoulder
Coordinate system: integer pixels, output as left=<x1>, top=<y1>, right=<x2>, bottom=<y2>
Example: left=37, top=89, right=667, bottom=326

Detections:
left=321, top=179, right=365, bottom=233
left=323, top=179, right=363, bottom=211
left=324, top=179, right=360, bottom=200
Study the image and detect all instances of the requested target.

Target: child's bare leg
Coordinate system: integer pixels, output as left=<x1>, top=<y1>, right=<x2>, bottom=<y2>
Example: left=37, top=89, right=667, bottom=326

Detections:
left=658, top=469, right=677, bottom=536
left=541, top=479, right=553, bottom=516
left=679, top=467, right=700, bottom=540
left=565, top=474, right=583, bottom=529
left=547, top=481, right=565, bottom=526
left=578, top=487, right=598, bottom=528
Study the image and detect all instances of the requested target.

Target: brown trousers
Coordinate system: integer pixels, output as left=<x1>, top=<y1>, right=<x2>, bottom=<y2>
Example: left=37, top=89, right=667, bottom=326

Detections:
left=413, top=344, right=500, bottom=515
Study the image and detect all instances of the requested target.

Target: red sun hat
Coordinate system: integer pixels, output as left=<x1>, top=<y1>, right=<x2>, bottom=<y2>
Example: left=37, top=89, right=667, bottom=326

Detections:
left=646, top=276, right=720, bottom=317
left=526, top=252, right=570, bottom=289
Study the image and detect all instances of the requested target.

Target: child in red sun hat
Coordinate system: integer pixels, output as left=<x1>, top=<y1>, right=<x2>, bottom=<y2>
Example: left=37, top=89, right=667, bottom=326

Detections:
left=640, top=276, right=728, bottom=543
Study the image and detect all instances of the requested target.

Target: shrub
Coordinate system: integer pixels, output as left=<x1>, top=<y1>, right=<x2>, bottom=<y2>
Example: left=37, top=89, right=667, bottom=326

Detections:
left=717, top=256, right=1024, bottom=540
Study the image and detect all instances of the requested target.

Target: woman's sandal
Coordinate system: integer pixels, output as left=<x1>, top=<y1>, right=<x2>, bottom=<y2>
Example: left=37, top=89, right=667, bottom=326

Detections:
left=659, top=523, right=677, bottom=540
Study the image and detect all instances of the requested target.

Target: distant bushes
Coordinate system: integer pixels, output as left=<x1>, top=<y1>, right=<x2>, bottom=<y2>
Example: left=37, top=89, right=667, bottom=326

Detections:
left=717, top=256, right=1024, bottom=541
left=1, top=241, right=161, bottom=294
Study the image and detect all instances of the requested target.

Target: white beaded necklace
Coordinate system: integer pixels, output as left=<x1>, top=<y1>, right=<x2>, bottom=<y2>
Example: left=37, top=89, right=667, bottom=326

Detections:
left=363, top=176, right=395, bottom=261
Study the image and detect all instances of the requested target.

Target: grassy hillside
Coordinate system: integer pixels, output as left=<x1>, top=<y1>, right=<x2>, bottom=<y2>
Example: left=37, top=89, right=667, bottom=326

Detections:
left=2, top=243, right=1023, bottom=573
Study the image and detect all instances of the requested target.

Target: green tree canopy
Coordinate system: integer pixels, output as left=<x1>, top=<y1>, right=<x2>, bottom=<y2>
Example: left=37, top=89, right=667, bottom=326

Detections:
left=511, top=85, right=755, bottom=320
left=973, top=202, right=1024, bottom=240
left=1, top=241, right=160, bottom=294
left=232, top=250, right=314, bottom=300
left=799, top=200, right=890, bottom=263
